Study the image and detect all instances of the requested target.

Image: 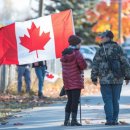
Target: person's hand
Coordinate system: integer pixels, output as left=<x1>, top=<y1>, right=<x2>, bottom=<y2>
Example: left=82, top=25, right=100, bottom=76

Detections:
left=93, top=81, right=97, bottom=86
left=34, top=62, right=39, bottom=66
left=125, top=80, right=129, bottom=85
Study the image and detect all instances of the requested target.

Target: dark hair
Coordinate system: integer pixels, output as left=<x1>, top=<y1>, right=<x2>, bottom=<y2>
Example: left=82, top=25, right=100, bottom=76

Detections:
left=68, top=35, right=81, bottom=46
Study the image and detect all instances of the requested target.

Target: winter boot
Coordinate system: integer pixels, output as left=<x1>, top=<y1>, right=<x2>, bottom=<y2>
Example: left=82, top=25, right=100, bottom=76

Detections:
left=38, top=91, right=43, bottom=99
left=71, top=113, right=82, bottom=126
left=38, top=92, right=47, bottom=99
left=64, top=112, right=70, bottom=126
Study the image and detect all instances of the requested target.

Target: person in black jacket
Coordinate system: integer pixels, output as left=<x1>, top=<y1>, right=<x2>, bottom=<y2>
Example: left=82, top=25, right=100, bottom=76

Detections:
left=32, top=61, right=47, bottom=99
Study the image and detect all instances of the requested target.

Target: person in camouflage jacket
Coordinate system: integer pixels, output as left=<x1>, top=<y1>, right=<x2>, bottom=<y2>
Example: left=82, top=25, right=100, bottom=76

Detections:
left=91, top=30, right=129, bottom=125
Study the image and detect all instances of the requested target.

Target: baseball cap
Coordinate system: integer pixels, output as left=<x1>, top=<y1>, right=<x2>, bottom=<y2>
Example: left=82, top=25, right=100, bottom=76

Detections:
left=100, top=30, right=114, bottom=39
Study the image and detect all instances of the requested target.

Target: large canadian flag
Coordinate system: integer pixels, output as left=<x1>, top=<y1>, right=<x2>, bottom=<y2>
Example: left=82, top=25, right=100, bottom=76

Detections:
left=0, top=10, right=74, bottom=65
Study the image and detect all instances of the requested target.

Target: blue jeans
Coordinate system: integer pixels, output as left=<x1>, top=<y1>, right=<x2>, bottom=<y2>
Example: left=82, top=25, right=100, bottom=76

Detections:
left=35, top=66, right=46, bottom=94
left=100, top=84, right=122, bottom=123
left=17, top=66, right=31, bottom=93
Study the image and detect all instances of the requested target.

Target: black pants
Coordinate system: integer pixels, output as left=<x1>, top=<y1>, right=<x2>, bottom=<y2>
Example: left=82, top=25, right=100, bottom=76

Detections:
left=65, top=89, right=81, bottom=114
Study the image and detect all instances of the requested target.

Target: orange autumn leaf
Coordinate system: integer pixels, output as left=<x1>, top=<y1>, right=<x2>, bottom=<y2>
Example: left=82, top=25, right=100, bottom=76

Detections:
left=95, top=36, right=102, bottom=43
left=96, top=1, right=108, bottom=14
left=85, top=10, right=98, bottom=23
left=122, top=1, right=130, bottom=14
left=85, top=0, right=130, bottom=42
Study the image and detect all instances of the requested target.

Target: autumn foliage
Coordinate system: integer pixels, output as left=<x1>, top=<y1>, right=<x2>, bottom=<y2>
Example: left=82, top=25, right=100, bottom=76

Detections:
left=85, top=0, right=130, bottom=42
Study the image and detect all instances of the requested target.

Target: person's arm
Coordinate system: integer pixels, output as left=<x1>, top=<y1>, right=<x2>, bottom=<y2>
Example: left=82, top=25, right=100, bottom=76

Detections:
left=76, top=51, right=87, bottom=70
left=91, top=50, right=101, bottom=85
left=119, top=46, right=129, bottom=65
left=119, top=46, right=130, bottom=83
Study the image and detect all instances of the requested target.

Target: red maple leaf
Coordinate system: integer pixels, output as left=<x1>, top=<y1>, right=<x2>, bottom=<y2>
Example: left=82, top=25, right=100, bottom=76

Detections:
left=46, top=74, right=54, bottom=79
left=20, top=22, right=50, bottom=58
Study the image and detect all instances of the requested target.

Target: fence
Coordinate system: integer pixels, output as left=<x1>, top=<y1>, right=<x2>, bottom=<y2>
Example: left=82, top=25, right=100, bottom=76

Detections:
left=0, top=59, right=62, bottom=93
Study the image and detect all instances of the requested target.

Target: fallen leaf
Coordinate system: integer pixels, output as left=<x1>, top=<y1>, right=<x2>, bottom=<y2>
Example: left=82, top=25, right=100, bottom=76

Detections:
left=13, top=122, right=24, bottom=126
left=119, top=121, right=129, bottom=125
left=14, top=115, right=22, bottom=118
left=85, top=119, right=91, bottom=124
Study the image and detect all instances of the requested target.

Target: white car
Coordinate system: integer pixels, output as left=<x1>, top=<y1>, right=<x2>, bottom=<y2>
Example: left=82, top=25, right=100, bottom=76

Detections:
left=123, top=47, right=130, bottom=62
left=80, top=46, right=97, bottom=68
left=86, top=45, right=99, bottom=52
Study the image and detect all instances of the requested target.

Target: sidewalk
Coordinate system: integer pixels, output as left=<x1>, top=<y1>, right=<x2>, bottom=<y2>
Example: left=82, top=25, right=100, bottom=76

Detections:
left=0, top=84, right=130, bottom=130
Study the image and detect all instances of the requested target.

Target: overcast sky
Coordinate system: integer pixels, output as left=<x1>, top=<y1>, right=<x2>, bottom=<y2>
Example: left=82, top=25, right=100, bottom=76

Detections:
left=0, top=0, right=110, bottom=24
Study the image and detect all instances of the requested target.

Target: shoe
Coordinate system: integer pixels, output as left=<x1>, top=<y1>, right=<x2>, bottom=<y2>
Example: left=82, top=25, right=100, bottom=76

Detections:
left=105, top=122, right=113, bottom=125
left=42, top=96, right=47, bottom=99
left=71, top=113, right=82, bottom=126
left=112, top=122, right=119, bottom=125
left=39, top=95, right=47, bottom=99
left=71, top=120, right=82, bottom=126
left=38, top=92, right=47, bottom=99
left=64, top=120, right=70, bottom=126
left=64, top=112, right=70, bottom=126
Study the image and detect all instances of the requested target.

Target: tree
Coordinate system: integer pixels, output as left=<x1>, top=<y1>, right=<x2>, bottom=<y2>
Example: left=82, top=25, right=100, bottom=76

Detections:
left=85, top=0, right=130, bottom=42
left=44, top=0, right=100, bottom=44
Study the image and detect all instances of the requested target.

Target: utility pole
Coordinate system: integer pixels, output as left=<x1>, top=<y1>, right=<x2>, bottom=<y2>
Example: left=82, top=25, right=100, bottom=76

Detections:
left=118, top=0, right=122, bottom=43
left=38, top=0, right=43, bottom=17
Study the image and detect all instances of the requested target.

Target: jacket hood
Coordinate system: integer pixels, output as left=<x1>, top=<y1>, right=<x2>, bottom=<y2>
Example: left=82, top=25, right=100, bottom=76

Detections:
left=61, top=48, right=76, bottom=63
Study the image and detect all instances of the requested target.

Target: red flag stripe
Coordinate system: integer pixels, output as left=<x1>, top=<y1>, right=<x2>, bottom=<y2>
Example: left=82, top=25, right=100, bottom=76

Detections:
left=0, top=23, right=18, bottom=64
left=51, top=10, right=75, bottom=58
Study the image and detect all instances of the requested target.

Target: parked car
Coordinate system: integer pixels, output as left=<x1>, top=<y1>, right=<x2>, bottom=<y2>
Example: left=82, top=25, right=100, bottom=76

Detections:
left=80, top=45, right=96, bottom=68
left=86, top=45, right=100, bottom=52
left=121, top=43, right=130, bottom=48
left=123, top=47, right=130, bottom=62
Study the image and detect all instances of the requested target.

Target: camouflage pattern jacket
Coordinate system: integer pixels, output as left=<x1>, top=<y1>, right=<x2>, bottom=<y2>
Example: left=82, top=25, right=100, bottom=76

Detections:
left=91, top=40, right=129, bottom=84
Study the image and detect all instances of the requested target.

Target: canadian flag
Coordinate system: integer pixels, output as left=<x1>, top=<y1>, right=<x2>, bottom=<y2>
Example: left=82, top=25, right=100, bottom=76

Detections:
left=0, top=10, right=74, bottom=65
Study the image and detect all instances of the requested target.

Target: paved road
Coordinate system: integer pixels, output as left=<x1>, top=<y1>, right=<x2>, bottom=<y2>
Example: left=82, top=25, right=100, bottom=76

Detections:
left=0, top=84, right=130, bottom=130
